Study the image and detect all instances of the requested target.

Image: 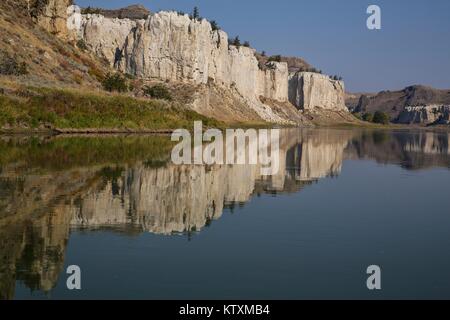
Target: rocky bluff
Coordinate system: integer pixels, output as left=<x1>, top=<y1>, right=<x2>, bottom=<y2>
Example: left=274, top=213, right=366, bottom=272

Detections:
left=26, top=3, right=347, bottom=123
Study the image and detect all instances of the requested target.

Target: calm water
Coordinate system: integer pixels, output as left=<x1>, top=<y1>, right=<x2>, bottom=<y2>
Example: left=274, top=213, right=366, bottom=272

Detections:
left=1, top=128, right=450, bottom=300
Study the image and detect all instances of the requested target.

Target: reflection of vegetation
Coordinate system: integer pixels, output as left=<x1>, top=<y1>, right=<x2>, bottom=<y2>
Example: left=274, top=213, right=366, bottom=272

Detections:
left=99, top=166, right=125, bottom=196
left=372, top=131, right=389, bottom=145
left=0, top=135, right=174, bottom=172
left=144, top=159, right=168, bottom=169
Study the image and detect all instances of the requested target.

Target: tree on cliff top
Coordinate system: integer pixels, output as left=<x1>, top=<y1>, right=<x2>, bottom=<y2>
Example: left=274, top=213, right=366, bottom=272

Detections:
left=268, top=55, right=282, bottom=62
left=230, top=36, right=241, bottom=47
left=210, top=20, right=220, bottom=31
left=191, top=6, right=200, bottom=20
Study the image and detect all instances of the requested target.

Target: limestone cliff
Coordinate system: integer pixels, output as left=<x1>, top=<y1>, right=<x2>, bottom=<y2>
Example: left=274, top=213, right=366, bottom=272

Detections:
left=64, top=8, right=349, bottom=123
left=350, top=85, right=450, bottom=123
left=22, top=0, right=73, bottom=36
left=289, top=72, right=347, bottom=111
left=397, top=105, right=450, bottom=125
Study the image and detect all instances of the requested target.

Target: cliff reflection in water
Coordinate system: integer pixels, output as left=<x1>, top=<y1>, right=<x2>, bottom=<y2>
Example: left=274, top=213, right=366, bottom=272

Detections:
left=1, top=129, right=450, bottom=298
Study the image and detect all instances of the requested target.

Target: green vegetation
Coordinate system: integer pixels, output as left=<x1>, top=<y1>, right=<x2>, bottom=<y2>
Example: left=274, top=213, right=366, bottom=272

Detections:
left=362, top=112, right=374, bottom=122
left=330, top=75, right=343, bottom=81
left=267, top=55, right=282, bottom=63
left=0, top=87, right=222, bottom=131
left=373, top=111, right=390, bottom=124
left=210, top=20, right=220, bottom=31
left=76, top=39, right=88, bottom=51
left=355, top=111, right=390, bottom=125
left=81, top=6, right=102, bottom=14
left=102, top=73, right=128, bottom=93
left=191, top=6, right=200, bottom=20
left=0, top=135, right=175, bottom=172
left=230, top=36, right=241, bottom=47
left=243, top=41, right=251, bottom=48
left=0, top=50, right=28, bottom=76
left=143, top=84, right=172, bottom=101
left=352, top=112, right=362, bottom=120
left=298, top=67, right=322, bottom=74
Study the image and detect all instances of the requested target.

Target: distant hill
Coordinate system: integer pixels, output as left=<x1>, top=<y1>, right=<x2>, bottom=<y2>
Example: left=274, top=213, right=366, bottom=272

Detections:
left=348, top=85, right=450, bottom=119
left=83, top=5, right=151, bottom=20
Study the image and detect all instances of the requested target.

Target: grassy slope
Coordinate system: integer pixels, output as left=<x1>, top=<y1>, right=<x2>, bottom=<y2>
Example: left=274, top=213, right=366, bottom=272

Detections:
left=0, top=86, right=222, bottom=132
left=0, top=2, right=222, bottom=132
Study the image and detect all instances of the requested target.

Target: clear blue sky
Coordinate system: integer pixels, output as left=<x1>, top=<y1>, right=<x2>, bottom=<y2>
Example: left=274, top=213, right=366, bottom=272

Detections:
left=75, top=0, right=450, bottom=93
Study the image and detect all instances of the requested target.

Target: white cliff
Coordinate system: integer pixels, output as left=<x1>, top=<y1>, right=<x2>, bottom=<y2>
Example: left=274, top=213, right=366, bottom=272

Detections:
left=70, top=12, right=290, bottom=121
left=64, top=8, right=348, bottom=122
left=289, top=72, right=347, bottom=111
left=397, top=105, right=450, bottom=125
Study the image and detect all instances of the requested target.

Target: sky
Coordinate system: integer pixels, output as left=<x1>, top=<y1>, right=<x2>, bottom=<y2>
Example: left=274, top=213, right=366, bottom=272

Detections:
left=75, top=0, right=450, bottom=93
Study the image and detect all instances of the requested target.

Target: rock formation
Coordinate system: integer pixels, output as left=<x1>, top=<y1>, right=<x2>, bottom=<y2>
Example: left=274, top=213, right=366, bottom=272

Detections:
left=349, top=85, right=450, bottom=123
left=397, top=105, right=450, bottom=125
left=22, top=0, right=73, bottom=36
left=64, top=7, right=349, bottom=122
left=289, top=72, right=347, bottom=111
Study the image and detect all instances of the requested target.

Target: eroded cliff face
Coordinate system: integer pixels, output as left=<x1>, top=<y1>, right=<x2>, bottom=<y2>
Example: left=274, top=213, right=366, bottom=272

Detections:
left=77, top=12, right=289, bottom=101
left=288, top=72, right=347, bottom=111
left=63, top=8, right=350, bottom=123
left=21, top=0, right=73, bottom=36
left=397, top=105, right=450, bottom=125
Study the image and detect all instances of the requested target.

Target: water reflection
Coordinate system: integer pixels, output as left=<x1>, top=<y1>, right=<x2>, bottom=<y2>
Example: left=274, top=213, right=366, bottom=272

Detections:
left=1, top=129, right=450, bottom=299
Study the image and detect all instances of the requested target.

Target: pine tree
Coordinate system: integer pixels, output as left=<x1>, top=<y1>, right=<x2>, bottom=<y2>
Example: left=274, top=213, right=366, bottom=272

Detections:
left=233, top=36, right=241, bottom=47
left=192, top=6, right=200, bottom=20
left=210, top=20, right=220, bottom=31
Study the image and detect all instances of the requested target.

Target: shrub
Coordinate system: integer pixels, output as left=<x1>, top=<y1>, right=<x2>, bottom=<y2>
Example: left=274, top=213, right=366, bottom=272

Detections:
left=230, top=36, right=241, bottom=47
left=102, top=73, right=128, bottom=93
left=143, top=84, right=172, bottom=101
left=210, top=20, right=220, bottom=31
left=243, top=41, right=251, bottom=48
left=77, top=39, right=88, bottom=51
left=267, top=55, right=282, bottom=63
left=81, top=6, right=102, bottom=14
left=352, top=112, right=362, bottom=120
left=362, top=112, right=374, bottom=122
left=373, top=111, right=390, bottom=125
left=0, top=51, right=28, bottom=76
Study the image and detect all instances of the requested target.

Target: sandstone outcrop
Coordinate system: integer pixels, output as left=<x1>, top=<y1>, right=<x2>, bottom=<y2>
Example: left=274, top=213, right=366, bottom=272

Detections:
left=288, top=72, right=347, bottom=111
left=349, top=85, right=450, bottom=121
left=397, top=105, right=450, bottom=125
left=64, top=8, right=349, bottom=123
left=22, top=0, right=73, bottom=36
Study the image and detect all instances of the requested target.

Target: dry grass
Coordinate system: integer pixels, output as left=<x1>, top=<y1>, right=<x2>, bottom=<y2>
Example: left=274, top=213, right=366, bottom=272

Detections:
left=0, top=86, right=223, bottom=131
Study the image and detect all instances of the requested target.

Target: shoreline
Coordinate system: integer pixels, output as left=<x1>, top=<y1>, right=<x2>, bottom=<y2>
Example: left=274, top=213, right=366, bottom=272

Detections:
left=1, top=123, right=449, bottom=137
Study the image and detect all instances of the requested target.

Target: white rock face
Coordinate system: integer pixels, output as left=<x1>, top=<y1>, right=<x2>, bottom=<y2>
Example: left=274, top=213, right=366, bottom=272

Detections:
left=66, top=9, right=347, bottom=119
left=77, top=12, right=288, bottom=102
left=289, top=72, right=347, bottom=111
left=66, top=5, right=82, bottom=37
left=397, top=105, right=450, bottom=125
